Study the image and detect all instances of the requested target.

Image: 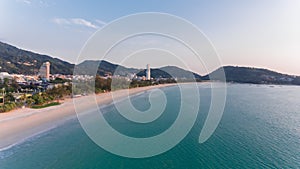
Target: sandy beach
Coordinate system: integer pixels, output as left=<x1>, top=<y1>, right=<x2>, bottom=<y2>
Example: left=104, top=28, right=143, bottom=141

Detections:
left=0, top=84, right=176, bottom=150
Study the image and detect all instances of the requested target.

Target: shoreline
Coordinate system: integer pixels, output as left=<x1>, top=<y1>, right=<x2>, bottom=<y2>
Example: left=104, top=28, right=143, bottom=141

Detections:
left=0, top=83, right=177, bottom=151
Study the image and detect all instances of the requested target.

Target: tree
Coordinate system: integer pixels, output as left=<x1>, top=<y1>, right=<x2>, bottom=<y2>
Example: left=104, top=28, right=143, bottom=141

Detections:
left=20, top=94, right=27, bottom=102
left=32, top=93, right=45, bottom=105
left=0, top=79, right=3, bottom=89
left=3, top=78, right=9, bottom=88
left=11, top=79, right=20, bottom=92
left=41, top=92, right=53, bottom=103
left=46, top=86, right=70, bottom=102
left=2, top=102, right=16, bottom=112
left=94, top=76, right=112, bottom=92
left=26, top=98, right=35, bottom=107
left=4, top=93, right=15, bottom=102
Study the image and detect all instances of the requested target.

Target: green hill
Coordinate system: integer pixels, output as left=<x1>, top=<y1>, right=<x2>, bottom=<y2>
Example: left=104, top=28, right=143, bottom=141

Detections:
left=0, top=41, right=74, bottom=75
left=136, top=66, right=202, bottom=79
left=202, top=66, right=300, bottom=85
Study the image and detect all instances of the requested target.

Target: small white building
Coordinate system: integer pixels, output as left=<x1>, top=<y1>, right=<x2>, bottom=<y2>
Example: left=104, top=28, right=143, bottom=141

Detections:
left=0, top=72, right=12, bottom=80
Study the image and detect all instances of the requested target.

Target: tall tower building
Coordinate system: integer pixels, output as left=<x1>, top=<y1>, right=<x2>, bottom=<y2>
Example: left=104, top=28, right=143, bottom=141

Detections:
left=146, top=64, right=151, bottom=80
left=39, top=62, right=51, bottom=80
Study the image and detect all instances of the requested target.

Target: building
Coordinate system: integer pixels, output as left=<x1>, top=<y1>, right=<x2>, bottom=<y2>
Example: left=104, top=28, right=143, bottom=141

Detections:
left=146, top=64, right=151, bottom=80
left=39, top=62, right=50, bottom=80
left=0, top=72, right=12, bottom=80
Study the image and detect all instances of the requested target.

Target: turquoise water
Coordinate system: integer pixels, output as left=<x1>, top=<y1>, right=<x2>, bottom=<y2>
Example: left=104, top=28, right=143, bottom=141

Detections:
left=0, top=84, right=300, bottom=168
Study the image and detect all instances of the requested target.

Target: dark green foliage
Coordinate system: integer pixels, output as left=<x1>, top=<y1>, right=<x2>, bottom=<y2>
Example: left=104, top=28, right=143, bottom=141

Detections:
left=50, top=78, right=71, bottom=84
left=4, top=93, right=15, bottom=102
left=0, top=78, right=20, bottom=93
left=129, top=80, right=154, bottom=88
left=0, top=102, right=16, bottom=113
left=95, top=75, right=111, bottom=91
left=31, top=102, right=60, bottom=109
left=157, top=78, right=177, bottom=84
left=46, top=86, right=70, bottom=101
left=32, top=93, right=45, bottom=105
left=26, top=98, right=35, bottom=106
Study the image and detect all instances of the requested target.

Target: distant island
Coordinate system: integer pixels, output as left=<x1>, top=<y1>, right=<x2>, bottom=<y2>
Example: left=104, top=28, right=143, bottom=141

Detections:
left=0, top=41, right=299, bottom=86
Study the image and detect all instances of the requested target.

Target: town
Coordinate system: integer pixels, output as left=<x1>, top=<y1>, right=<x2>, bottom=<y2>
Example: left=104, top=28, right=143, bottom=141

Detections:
left=0, top=62, right=176, bottom=112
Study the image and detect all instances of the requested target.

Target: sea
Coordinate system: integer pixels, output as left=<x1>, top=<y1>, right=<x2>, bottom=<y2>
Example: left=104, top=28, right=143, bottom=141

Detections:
left=0, top=83, right=299, bottom=169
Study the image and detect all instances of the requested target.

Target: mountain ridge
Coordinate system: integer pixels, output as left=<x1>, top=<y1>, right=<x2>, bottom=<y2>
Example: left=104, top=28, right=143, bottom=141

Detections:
left=0, top=41, right=74, bottom=75
left=0, top=41, right=299, bottom=85
left=203, top=66, right=300, bottom=85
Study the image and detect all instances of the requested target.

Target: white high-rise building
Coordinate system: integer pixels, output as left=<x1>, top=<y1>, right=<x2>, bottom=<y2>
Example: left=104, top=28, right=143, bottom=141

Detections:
left=146, top=64, right=151, bottom=80
left=39, top=62, right=50, bottom=80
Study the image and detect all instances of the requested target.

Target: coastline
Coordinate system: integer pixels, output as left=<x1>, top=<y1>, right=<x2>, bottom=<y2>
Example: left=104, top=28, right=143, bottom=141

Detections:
left=0, top=83, right=176, bottom=151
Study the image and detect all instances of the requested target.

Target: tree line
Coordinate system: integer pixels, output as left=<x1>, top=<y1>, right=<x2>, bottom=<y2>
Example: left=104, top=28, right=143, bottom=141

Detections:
left=0, top=75, right=177, bottom=113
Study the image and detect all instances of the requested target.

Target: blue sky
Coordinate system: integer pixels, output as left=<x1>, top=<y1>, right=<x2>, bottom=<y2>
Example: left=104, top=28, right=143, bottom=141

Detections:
left=0, top=0, right=299, bottom=75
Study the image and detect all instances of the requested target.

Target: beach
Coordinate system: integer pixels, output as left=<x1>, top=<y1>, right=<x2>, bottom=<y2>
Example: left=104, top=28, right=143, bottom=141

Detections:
left=0, top=84, right=176, bottom=150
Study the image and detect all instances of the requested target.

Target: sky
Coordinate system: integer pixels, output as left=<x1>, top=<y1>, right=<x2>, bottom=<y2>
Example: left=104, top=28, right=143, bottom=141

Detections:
left=0, top=0, right=299, bottom=75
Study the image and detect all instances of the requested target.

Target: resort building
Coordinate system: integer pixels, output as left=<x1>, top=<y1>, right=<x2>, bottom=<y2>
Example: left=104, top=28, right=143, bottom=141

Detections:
left=39, top=62, right=50, bottom=80
left=146, top=64, right=151, bottom=80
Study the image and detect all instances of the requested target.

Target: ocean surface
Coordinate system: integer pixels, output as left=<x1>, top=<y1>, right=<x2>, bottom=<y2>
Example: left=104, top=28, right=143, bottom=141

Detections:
left=0, top=83, right=299, bottom=169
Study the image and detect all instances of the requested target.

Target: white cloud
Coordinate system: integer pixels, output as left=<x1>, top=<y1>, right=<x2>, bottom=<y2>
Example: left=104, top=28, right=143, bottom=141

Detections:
left=95, top=19, right=107, bottom=26
left=52, top=18, right=105, bottom=29
left=16, top=0, right=31, bottom=5
left=23, top=0, right=31, bottom=4
left=16, top=0, right=53, bottom=7
left=52, top=18, right=70, bottom=25
left=70, top=18, right=98, bottom=29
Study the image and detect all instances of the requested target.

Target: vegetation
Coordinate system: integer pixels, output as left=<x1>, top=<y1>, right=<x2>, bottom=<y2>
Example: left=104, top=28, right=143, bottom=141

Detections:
left=0, top=78, right=20, bottom=93
left=95, top=75, right=112, bottom=92
left=130, top=80, right=154, bottom=88
left=46, top=85, right=71, bottom=101
left=0, top=41, right=74, bottom=75
left=25, top=98, right=35, bottom=107
left=50, top=77, right=71, bottom=84
left=0, top=75, right=178, bottom=113
left=0, top=70, right=178, bottom=113
left=0, top=77, right=71, bottom=112
left=31, top=102, right=60, bottom=109
left=202, top=66, right=300, bottom=85
left=0, top=102, right=17, bottom=112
